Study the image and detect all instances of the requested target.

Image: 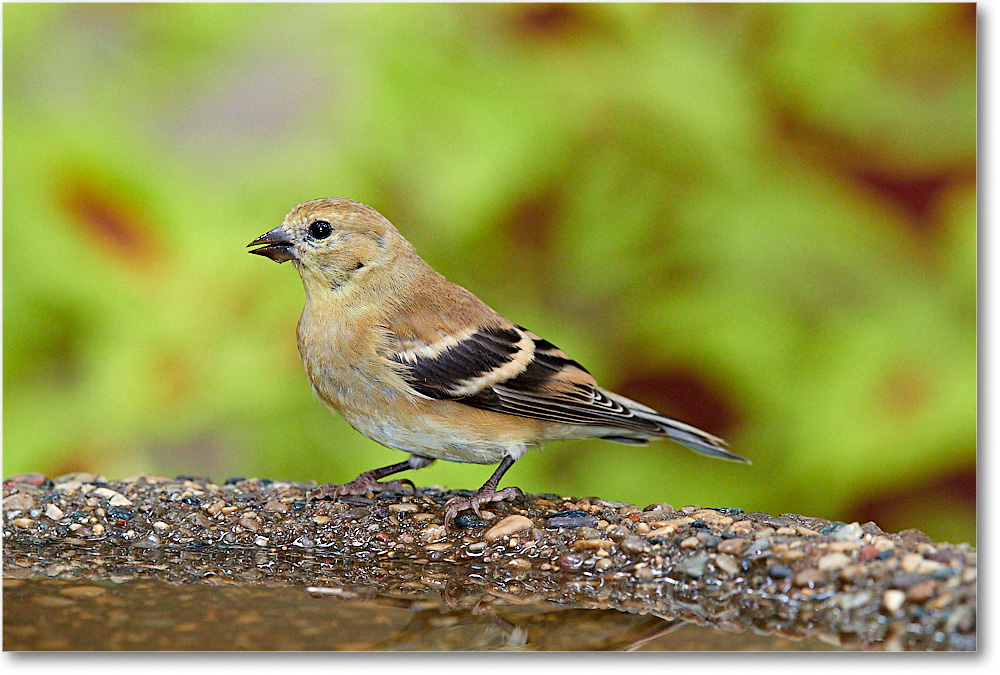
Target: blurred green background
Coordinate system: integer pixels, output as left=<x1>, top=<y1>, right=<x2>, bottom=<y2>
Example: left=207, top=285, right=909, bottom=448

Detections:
left=3, top=4, right=976, bottom=544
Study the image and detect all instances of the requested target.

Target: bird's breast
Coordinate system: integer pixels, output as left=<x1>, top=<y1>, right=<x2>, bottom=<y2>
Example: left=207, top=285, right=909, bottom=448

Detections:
left=296, top=303, right=398, bottom=409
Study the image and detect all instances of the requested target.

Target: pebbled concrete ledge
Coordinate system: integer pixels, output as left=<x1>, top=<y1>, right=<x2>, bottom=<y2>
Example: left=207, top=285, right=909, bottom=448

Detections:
left=3, top=472, right=977, bottom=651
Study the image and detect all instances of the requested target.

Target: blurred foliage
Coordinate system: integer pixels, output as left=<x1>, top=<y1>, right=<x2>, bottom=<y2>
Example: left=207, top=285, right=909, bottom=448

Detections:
left=3, top=4, right=976, bottom=544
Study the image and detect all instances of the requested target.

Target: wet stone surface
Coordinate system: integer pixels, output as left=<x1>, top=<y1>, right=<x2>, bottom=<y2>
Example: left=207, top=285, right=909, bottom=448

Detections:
left=3, top=472, right=977, bottom=651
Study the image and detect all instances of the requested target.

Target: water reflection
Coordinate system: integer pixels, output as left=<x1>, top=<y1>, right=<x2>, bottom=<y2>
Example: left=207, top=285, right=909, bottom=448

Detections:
left=4, top=557, right=828, bottom=651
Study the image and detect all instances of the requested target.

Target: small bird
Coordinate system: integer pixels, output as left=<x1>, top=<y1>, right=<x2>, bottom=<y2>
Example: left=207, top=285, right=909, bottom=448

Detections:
left=249, top=198, right=747, bottom=526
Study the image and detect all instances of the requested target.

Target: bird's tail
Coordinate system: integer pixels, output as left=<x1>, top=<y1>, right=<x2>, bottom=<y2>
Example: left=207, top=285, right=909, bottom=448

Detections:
left=600, top=388, right=750, bottom=464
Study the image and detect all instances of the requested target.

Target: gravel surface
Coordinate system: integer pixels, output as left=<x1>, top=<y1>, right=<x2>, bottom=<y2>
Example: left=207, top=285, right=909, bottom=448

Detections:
left=3, top=472, right=977, bottom=651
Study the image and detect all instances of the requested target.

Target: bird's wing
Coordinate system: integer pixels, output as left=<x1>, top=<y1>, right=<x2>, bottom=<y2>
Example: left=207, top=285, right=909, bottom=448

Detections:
left=388, top=321, right=667, bottom=435
left=381, top=273, right=743, bottom=461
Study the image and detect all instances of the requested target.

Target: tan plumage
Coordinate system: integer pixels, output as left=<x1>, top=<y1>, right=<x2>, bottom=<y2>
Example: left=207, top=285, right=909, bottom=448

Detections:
left=249, top=198, right=747, bottom=525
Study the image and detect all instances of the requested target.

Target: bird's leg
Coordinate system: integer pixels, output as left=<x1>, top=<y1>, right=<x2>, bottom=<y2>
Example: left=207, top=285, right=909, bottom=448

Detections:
left=311, top=456, right=434, bottom=501
left=444, top=455, right=523, bottom=528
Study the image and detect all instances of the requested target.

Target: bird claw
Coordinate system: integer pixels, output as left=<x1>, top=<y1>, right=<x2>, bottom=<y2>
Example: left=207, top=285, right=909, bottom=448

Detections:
left=443, top=486, right=523, bottom=528
left=310, top=476, right=415, bottom=502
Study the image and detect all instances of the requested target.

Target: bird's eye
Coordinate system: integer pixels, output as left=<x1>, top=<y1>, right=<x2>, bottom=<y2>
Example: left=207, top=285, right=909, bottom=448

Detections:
left=308, top=220, right=332, bottom=240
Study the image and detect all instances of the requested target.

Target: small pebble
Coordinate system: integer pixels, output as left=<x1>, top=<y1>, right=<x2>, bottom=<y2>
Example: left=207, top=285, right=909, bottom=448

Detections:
left=794, top=568, right=824, bottom=588
left=12, top=518, right=35, bottom=529
left=544, top=515, right=599, bottom=529
left=484, top=515, right=533, bottom=543
left=679, top=536, right=700, bottom=549
left=831, top=522, right=863, bottom=541
left=452, top=513, right=487, bottom=529
left=6, top=473, right=51, bottom=487
left=777, top=548, right=806, bottom=562
left=264, top=499, right=289, bottom=513
left=109, top=494, right=133, bottom=507
left=645, top=523, right=681, bottom=538
left=900, top=553, right=923, bottom=573
left=420, top=525, right=447, bottom=543
left=717, top=537, right=746, bottom=555
left=883, top=589, right=906, bottom=613
left=819, top=522, right=844, bottom=535
left=874, top=537, right=896, bottom=551
left=826, top=540, right=859, bottom=552
left=905, top=580, right=936, bottom=603
left=557, top=552, right=586, bottom=571
left=691, top=509, right=732, bottom=525
left=642, top=503, right=675, bottom=514
left=916, top=559, right=947, bottom=575
left=387, top=503, right=419, bottom=514
left=91, top=487, right=121, bottom=500
left=635, top=565, right=655, bottom=580
left=714, top=554, right=740, bottom=576
left=859, top=545, right=880, bottom=562
left=45, top=504, right=64, bottom=521
left=607, top=525, right=630, bottom=540
left=767, top=564, right=793, bottom=579
left=729, top=520, right=754, bottom=534
left=698, top=534, right=722, bottom=549
left=572, top=538, right=614, bottom=550
left=675, top=552, right=710, bottom=577
left=620, top=536, right=650, bottom=555
left=544, top=509, right=588, bottom=519
left=817, top=552, right=852, bottom=571
left=3, top=493, right=34, bottom=513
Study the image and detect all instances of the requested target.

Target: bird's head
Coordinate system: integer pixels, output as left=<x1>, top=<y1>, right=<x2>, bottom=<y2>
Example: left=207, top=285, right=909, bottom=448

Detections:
left=248, top=198, right=410, bottom=296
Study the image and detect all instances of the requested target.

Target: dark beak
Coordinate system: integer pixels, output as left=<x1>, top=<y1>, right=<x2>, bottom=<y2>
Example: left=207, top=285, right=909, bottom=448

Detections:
left=248, top=227, right=296, bottom=263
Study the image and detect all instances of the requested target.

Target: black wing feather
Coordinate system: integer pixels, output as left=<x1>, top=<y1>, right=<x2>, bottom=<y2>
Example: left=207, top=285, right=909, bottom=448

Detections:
left=392, top=326, right=521, bottom=399
left=391, top=326, right=660, bottom=433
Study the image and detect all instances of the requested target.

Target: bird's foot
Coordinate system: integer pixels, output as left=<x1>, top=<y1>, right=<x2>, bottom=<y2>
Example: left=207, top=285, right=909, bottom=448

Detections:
left=310, top=475, right=415, bottom=502
left=443, top=486, right=523, bottom=528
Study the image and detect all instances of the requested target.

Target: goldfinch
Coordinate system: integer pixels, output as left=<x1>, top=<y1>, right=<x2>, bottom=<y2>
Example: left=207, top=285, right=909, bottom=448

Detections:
left=249, top=198, right=747, bottom=526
